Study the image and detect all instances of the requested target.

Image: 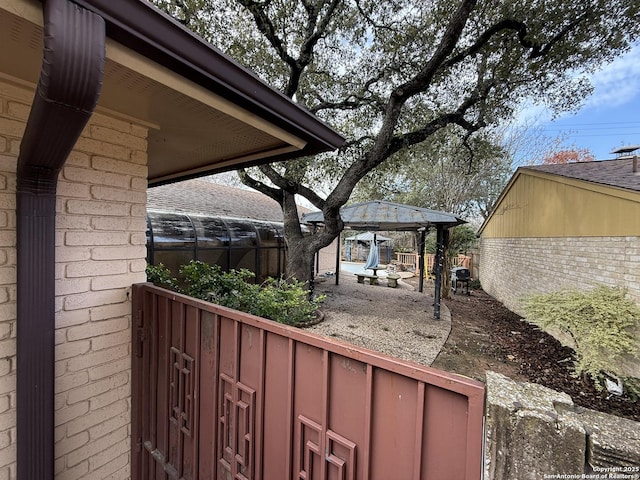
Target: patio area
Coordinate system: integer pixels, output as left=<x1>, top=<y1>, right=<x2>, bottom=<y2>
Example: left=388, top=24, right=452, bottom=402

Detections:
left=309, top=272, right=451, bottom=366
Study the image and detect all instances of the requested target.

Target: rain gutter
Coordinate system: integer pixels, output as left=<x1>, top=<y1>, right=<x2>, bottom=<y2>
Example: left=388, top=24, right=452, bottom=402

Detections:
left=16, top=1, right=104, bottom=478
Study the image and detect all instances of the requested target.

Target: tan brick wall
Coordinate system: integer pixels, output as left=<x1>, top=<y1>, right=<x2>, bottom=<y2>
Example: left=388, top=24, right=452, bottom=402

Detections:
left=479, top=236, right=640, bottom=376
left=0, top=79, right=22, bottom=480
left=0, top=78, right=148, bottom=479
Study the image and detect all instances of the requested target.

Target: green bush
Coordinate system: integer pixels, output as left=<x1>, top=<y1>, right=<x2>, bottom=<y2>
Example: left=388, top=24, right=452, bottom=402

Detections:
left=522, top=286, right=640, bottom=388
left=146, top=263, right=178, bottom=290
left=469, top=278, right=481, bottom=290
left=254, top=278, right=325, bottom=326
left=146, top=261, right=323, bottom=326
left=179, top=262, right=259, bottom=312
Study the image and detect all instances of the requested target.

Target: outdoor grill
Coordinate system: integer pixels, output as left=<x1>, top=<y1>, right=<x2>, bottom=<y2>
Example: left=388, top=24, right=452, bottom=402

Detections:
left=451, top=267, right=471, bottom=295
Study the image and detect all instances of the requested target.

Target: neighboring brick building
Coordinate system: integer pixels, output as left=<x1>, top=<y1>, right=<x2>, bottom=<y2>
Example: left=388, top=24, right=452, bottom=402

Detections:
left=478, top=157, right=640, bottom=376
left=0, top=1, right=342, bottom=479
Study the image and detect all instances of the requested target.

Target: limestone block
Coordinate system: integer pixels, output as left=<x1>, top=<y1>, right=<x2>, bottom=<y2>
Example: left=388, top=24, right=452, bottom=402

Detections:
left=485, top=371, right=586, bottom=480
left=573, top=407, right=640, bottom=469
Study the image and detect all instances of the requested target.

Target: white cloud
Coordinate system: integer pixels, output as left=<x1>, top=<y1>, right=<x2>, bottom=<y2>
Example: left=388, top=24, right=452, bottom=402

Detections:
left=511, top=44, right=640, bottom=125
left=583, top=45, right=640, bottom=109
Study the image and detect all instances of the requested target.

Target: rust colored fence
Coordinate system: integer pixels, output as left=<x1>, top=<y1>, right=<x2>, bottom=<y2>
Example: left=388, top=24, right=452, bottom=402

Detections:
left=131, top=283, right=485, bottom=480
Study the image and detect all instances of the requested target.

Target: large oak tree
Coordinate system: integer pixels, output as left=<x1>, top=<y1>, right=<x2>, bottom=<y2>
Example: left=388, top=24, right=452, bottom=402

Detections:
left=152, top=0, right=639, bottom=284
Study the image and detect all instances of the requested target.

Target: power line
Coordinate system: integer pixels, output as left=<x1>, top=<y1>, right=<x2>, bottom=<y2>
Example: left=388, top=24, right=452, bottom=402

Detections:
left=544, top=120, right=640, bottom=126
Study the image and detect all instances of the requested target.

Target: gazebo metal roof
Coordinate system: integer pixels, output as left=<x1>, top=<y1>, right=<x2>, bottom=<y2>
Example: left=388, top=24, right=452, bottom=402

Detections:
left=301, top=200, right=464, bottom=230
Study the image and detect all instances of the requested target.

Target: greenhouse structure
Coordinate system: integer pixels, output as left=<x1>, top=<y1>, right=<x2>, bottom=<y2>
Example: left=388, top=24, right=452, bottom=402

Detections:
left=146, top=210, right=288, bottom=282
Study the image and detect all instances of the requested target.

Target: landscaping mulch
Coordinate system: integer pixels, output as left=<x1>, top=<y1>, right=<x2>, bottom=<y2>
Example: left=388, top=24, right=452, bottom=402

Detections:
left=432, top=288, right=639, bottom=422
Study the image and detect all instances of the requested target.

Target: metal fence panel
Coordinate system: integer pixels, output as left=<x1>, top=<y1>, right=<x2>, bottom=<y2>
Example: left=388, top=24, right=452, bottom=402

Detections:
left=132, top=283, right=485, bottom=480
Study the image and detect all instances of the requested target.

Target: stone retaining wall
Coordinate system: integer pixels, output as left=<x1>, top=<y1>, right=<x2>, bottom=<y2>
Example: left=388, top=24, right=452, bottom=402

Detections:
left=485, top=372, right=640, bottom=480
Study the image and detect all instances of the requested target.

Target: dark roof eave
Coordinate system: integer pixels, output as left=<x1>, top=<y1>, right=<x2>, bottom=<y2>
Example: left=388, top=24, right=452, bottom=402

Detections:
left=149, top=146, right=328, bottom=188
left=68, top=0, right=345, bottom=154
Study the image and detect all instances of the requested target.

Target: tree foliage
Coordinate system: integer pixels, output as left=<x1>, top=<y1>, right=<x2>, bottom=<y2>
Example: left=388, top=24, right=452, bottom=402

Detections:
left=353, top=128, right=512, bottom=221
left=425, top=224, right=477, bottom=257
left=542, top=147, right=596, bottom=164
left=151, top=0, right=640, bottom=283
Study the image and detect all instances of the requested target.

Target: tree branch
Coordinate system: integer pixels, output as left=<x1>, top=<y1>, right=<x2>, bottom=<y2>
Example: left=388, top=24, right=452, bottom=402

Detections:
left=256, top=164, right=327, bottom=209
left=298, top=184, right=327, bottom=210
left=443, top=9, right=592, bottom=70
left=395, top=0, right=477, bottom=100
left=236, top=0, right=297, bottom=70
left=386, top=76, right=491, bottom=158
left=353, top=0, right=399, bottom=31
left=238, top=169, right=283, bottom=204
left=310, top=71, right=387, bottom=114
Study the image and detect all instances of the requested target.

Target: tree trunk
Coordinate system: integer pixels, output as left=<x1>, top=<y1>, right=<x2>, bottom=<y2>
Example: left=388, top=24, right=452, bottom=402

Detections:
left=280, top=191, right=340, bottom=289
left=285, top=239, right=315, bottom=286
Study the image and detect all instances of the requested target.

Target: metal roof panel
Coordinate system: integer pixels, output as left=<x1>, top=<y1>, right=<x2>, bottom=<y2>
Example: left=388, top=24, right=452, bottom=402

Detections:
left=302, top=200, right=464, bottom=230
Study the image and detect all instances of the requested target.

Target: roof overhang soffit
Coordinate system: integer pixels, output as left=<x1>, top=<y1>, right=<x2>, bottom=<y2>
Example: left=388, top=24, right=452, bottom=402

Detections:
left=0, top=0, right=344, bottom=184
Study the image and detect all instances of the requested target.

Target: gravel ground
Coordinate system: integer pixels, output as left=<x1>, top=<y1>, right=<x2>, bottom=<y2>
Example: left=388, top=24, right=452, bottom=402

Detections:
left=308, top=272, right=450, bottom=366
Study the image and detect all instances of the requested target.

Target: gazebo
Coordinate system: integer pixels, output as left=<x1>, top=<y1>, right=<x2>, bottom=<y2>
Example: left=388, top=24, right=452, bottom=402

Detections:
left=344, top=231, right=392, bottom=263
left=301, top=200, right=465, bottom=319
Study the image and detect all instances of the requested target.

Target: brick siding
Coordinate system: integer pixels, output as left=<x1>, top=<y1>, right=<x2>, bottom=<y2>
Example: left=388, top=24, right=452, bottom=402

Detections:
left=0, top=78, right=148, bottom=479
left=479, top=236, right=640, bottom=377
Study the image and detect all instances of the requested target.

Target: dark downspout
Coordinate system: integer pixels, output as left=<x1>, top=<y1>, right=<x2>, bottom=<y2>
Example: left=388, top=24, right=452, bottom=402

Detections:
left=16, top=1, right=104, bottom=479
left=433, top=225, right=444, bottom=319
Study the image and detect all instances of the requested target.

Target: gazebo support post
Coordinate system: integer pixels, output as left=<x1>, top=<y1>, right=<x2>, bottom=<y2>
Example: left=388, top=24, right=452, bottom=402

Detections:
left=310, top=225, right=317, bottom=294
left=335, top=234, right=341, bottom=285
left=309, top=254, right=315, bottom=294
left=418, top=228, right=427, bottom=293
left=433, top=225, right=445, bottom=319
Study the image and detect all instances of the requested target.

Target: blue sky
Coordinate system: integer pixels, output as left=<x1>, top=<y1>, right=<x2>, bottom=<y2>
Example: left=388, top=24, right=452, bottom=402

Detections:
left=527, top=44, right=640, bottom=161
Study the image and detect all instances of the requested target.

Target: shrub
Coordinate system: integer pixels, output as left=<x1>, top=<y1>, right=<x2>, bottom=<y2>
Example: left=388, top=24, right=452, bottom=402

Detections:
left=522, top=286, right=640, bottom=388
left=146, top=263, right=178, bottom=290
left=469, top=278, right=481, bottom=290
left=254, top=278, right=325, bottom=326
left=179, top=262, right=259, bottom=312
left=146, top=261, right=323, bottom=327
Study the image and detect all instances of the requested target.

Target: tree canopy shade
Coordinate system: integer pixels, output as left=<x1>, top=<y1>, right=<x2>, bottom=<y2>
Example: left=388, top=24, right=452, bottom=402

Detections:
left=152, top=0, right=640, bottom=284
left=352, top=128, right=513, bottom=222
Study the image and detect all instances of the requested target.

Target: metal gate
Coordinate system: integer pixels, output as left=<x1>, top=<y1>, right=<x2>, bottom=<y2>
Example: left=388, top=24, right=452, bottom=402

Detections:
left=131, top=283, right=485, bottom=480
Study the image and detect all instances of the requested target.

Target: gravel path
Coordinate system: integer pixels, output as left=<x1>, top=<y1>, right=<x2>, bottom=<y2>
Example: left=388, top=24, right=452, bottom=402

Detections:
left=308, top=272, right=451, bottom=366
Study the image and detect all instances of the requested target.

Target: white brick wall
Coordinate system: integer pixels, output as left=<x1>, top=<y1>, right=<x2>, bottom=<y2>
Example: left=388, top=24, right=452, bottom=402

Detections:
left=0, top=78, right=148, bottom=479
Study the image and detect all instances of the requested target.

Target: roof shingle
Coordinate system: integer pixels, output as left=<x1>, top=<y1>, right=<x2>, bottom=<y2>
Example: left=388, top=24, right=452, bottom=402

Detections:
left=147, top=178, right=309, bottom=222
left=147, top=179, right=283, bottom=222
left=524, top=158, right=640, bottom=192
